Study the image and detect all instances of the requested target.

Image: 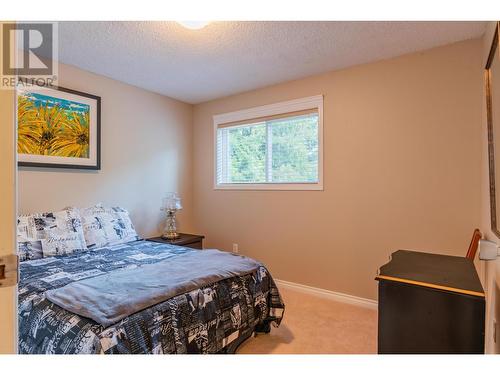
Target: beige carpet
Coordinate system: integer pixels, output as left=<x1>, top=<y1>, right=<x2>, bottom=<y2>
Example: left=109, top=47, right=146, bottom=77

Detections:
left=237, top=286, right=378, bottom=354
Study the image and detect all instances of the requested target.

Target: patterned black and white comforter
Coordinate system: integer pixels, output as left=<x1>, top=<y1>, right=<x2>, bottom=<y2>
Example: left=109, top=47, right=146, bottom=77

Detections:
left=18, top=240, right=285, bottom=354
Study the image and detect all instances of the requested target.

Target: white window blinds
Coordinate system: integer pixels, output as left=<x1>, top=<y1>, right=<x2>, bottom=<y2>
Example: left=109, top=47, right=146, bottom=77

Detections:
left=216, top=109, right=319, bottom=185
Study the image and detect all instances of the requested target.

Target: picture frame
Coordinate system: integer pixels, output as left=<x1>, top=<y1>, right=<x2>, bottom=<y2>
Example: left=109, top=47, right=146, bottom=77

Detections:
left=17, top=84, right=101, bottom=170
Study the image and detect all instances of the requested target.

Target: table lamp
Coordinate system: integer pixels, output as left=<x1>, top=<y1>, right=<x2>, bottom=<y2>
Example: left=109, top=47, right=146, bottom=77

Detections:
left=161, top=192, right=182, bottom=239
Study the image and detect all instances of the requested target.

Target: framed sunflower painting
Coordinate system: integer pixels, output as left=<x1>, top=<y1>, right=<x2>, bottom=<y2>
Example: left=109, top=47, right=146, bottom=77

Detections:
left=17, top=85, right=101, bottom=170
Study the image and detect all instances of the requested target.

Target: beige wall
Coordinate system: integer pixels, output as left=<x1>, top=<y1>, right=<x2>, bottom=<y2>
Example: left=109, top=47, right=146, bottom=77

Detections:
left=18, top=63, right=195, bottom=237
left=480, top=21, right=500, bottom=354
left=193, top=39, right=483, bottom=300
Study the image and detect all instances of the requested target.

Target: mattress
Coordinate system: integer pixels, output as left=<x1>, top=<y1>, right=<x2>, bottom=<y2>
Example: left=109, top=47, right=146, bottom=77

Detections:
left=18, top=240, right=285, bottom=354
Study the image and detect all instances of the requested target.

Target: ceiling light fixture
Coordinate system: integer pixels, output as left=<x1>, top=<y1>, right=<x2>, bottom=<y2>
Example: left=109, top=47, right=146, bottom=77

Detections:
left=177, top=21, right=210, bottom=30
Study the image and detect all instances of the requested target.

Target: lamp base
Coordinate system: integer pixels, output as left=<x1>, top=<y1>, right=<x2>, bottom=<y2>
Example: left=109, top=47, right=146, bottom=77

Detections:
left=162, top=208, right=179, bottom=241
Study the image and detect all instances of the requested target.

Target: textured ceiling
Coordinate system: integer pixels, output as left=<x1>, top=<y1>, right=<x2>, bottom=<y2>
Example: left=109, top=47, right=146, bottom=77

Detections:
left=56, top=21, right=486, bottom=104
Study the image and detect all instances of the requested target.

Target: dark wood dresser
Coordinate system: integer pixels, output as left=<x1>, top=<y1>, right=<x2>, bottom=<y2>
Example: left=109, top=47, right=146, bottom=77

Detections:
left=376, top=250, right=485, bottom=354
left=147, top=233, right=205, bottom=250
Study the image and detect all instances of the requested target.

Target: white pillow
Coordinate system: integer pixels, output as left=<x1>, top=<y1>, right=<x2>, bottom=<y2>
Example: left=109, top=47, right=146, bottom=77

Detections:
left=17, top=207, right=87, bottom=260
left=79, top=204, right=139, bottom=250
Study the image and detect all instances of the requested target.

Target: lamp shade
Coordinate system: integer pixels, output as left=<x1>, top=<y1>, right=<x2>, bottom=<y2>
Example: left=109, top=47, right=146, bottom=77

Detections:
left=161, top=192, right=182, bottom=211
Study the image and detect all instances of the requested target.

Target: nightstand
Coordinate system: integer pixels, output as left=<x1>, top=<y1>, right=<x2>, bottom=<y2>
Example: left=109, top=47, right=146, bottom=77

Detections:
left=147, top=233, right=205, bottom=250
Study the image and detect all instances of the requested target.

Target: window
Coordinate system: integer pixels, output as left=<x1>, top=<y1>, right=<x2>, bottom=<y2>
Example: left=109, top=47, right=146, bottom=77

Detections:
left=214, top=95, right=323, bottom=190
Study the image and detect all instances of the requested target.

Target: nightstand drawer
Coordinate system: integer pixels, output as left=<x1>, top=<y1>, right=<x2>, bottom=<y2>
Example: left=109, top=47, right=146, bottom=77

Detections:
left=147, top=233, right=205, bottom=250
left=184, top=241, right=203, bottom=250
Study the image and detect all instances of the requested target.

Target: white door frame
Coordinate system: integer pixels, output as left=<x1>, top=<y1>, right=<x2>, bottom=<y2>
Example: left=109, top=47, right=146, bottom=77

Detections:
left=0, top=20, right=18, bottom=354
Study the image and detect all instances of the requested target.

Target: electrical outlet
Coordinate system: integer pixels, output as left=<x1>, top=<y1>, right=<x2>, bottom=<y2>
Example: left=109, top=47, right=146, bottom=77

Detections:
left=232, top=243, right=239, bottom=253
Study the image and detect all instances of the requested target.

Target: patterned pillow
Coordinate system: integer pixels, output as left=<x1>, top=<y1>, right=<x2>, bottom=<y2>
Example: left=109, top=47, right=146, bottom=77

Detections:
left=79, top=204, right=139, bottom=250
left=17, top=208, right=87, bottom=261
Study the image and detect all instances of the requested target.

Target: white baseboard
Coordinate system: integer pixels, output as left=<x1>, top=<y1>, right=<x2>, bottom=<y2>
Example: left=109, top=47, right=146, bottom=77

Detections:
left=275, top=279, right=378, bottom=310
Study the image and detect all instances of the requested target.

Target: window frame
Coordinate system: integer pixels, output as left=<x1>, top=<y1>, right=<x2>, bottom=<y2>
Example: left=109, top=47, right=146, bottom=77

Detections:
left=213, top=95, right=324, bottom=191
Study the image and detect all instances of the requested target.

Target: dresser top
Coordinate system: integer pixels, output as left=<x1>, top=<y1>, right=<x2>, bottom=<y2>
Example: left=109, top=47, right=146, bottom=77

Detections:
left=376, top=250, right=484, bottom=297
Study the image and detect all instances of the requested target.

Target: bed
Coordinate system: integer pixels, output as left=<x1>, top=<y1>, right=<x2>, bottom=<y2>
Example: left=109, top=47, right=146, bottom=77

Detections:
left=18, top=240, right=285, bottom=354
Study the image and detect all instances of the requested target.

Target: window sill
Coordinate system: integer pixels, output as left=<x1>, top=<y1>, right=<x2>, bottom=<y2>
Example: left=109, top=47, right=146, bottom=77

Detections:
left=214, top=182, right=324, bottom=191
